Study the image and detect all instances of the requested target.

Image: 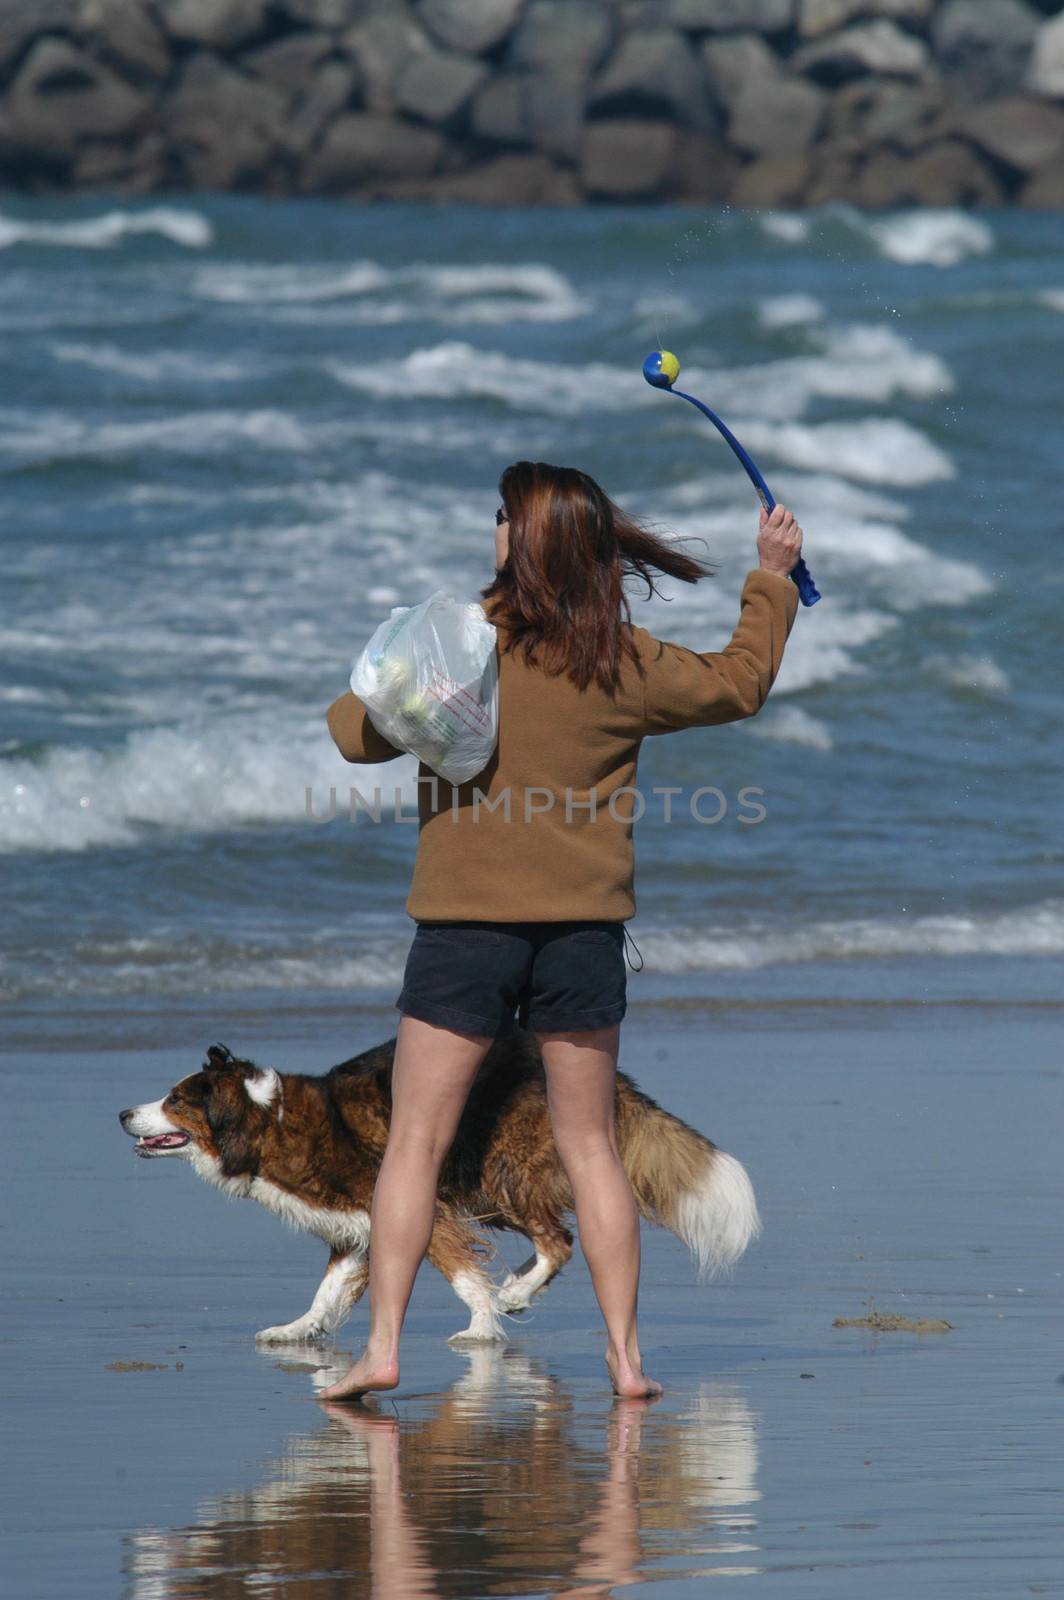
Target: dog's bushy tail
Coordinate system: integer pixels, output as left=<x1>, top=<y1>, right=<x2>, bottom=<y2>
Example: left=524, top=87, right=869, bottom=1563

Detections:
left=616, top=1078, right=761, bottom=1281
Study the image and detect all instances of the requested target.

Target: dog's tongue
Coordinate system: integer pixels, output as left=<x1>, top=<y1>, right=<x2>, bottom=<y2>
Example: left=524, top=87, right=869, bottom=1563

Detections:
left=141, top=1133, right=187, bottom=1149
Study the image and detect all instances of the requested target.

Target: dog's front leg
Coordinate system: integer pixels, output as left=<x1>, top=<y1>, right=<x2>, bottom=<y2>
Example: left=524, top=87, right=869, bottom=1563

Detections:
left=255, top=1249, right=368, bottom=1344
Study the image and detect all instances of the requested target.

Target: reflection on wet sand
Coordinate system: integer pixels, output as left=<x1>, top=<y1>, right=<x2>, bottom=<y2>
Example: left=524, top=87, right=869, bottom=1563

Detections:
left=125, top=1349, right=761, bottom=1597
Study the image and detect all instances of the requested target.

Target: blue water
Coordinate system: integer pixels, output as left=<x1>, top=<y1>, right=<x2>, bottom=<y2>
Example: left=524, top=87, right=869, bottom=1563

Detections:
left=1, top=194, right=1062, bottom=1034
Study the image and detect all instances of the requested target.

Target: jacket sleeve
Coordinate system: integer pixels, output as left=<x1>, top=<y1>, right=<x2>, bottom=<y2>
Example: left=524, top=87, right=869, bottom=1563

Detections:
left=639, top=569, right=800, bottom=736
left=326, top=690, right=406, bottom=763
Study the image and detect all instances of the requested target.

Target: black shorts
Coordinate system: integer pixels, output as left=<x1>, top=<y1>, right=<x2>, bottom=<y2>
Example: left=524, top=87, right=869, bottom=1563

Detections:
left=396, top=919, right=629, bottom=1039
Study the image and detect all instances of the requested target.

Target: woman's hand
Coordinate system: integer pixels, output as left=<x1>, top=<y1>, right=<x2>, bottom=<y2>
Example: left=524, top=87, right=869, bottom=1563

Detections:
left=757, top=504, right=803, bottom=579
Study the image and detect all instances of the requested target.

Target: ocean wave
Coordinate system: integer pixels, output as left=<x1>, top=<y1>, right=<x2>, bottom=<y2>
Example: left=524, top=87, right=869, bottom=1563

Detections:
left=330, top=324, right=952, bottom=422
left=757, top=294, right=826, bottom=328
left=1037, top=288, right=1064, bottom=314
left=746, top=705, right=833, bottom=750
left=191, top=259, right=587, bottom=324
left=0, top=205, right=212, bottom=251
left=864, top=209, right=994, bottom=268
left=641, top=899, right=1064, bottom=970
left=922, top=652, right=1011, bottom=696
left=759, top=213, right=810, bottom=244
left=736, top=416, right=955, bottom=486
left=0, top=717, right=420, bottom=853
left=48, top=341, right=253, bottom=383
left=0, top=406, right=321, bottom=463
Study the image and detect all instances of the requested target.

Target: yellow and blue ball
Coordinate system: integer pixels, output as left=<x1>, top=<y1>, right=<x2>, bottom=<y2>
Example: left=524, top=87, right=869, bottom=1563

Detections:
left=642, top=349, right=681, bottom=389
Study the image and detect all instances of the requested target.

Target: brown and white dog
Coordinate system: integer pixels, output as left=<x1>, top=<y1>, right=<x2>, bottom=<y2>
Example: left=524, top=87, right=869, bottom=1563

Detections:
left=119, top=1032, right=761, bottom=1345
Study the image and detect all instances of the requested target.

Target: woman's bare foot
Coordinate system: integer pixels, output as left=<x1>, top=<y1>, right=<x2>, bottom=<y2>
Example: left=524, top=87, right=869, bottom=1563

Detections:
left=605, top=1344, right=663, bottom=1400
left=317, top=1348, right=399, bottom=1402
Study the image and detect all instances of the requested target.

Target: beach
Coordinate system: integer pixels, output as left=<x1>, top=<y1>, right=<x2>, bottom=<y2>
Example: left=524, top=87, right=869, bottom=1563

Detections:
left=3, top=997, right=1061, bottom=1597
left=2, top=190, right=1063, bottom=1595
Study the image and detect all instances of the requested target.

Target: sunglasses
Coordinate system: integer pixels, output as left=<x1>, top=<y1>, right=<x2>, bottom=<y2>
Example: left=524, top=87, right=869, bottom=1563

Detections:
left=495, top=507, right=509, bottom=526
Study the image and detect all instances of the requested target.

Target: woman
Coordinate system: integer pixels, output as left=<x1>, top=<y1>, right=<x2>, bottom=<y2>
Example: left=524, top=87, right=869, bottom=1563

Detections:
left=323, top=460, right=803, bottom=1401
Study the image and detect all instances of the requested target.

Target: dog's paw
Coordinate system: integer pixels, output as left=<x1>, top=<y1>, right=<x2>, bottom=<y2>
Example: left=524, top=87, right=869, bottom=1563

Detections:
left=255, top=1320, right=326, bottom=1345
left=496, top=1281, right=534, bottom=1314
left=447, top=1321, right=508, bottom=1346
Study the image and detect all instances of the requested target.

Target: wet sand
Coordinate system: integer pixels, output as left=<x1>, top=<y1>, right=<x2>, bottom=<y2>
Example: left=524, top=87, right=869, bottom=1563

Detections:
left=2, top=999, right=1061, bottom=1598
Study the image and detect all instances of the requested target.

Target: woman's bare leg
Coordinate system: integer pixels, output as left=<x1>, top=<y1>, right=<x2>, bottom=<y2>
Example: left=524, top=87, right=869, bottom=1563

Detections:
left=536, top=1022, right=662, bottom=1399
left=318, top=1015, right=494, bottom=1401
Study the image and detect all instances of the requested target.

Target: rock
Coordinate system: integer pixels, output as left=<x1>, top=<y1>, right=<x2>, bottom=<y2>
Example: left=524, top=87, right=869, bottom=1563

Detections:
left=303, top=109, right=444, bottom=188
left=732, top=150, right=813, bottom=205
left=702, top=32, right=777, bottom=110
left=957, top=94, right=1064, bottom=172
left=470, top=72, right=525, bottom=141
left=70, top=128, right=166, bottom=190
left=793, top=19, right=934, bottom=85
left=163, top=52, right=288, bottom=185
left=580, top=116, right=677, bottom=197
left=825, top=79, right=958, bottom=150
left=0, top=37, right=151, bottom=155
left=342, top=11, right=432, bottom=111
left=416, top=0, right=525, bottom=54
left=588, top=26, right=718, bottom=134
left=672, top=130, right=738, bottom=199
left=703, top=33, right=825, bottom=152
left=0, top=1, right=78, bottom=76
left=1027, top=12, right=1064, bottom=98
left=394, top=44, right=487, bottom=124
left=932, top=0, right=1040, bottom=102
left=1020, top=156, right=1064, bottom=205
left=156, top=0, right=269, bottom=51
left=858, top=137, right=1005, bottom=205
left=405, top=150, right=580, bottom=203
left=729, top=72, right=825, bottom=154
left=288, top=60, right=361, bottom=148
left=507, top=0, right=615, bottom=81
left=243, top=32, right=334, bottom=90
left=77, top=0, right=173, bottom=82
left=666, top=0, right=793, bottom=33
left=797, top=0, right=932, bottom=38
left=275, top=0, right=371, bottom=24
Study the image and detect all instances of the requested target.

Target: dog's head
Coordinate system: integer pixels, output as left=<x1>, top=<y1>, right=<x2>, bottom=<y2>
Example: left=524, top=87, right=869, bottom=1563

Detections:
left=118, top=1043, right=283, bottom=1174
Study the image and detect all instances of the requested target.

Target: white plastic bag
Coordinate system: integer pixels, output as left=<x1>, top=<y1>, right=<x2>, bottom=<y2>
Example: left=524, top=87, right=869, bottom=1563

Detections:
left=350, top=589, right=499, bottom=784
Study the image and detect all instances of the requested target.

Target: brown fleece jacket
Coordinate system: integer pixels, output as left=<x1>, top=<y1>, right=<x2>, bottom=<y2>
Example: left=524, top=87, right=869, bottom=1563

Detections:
left=327, top=568, right=800, bottom=922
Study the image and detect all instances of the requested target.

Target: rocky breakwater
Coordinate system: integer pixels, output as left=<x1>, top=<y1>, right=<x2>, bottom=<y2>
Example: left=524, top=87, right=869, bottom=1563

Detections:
left=2, top=0, right=1064, bottom=206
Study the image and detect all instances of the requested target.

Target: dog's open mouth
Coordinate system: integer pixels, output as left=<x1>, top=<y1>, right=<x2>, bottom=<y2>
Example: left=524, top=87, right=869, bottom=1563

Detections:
left=136, top=1133, right=190, bottom=1154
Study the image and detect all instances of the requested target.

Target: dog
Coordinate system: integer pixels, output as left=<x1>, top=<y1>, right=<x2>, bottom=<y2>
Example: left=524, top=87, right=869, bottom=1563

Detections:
left=119, top=1032, right=761, bottom=1345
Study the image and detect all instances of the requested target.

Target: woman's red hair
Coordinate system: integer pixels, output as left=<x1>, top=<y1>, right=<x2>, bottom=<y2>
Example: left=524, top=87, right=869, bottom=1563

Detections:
left=480, top=460, right=717, bottom=694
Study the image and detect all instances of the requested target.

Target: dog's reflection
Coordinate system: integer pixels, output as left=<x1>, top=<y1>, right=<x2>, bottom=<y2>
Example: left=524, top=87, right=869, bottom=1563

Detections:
left=125, top=1348, right=761, bottom=1597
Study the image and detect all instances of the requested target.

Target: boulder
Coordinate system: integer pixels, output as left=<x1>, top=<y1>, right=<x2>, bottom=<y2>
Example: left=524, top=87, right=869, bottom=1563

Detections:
left=243, top=32, right=334, bottom=90
left=703, top=33, right=825, bottom=152
left=672, top=130, right=738, bottom=199
left=797, top=0, right=933, bottom=37
left=156, top=0, right=270, bottom=51
left=858, top=137, right=1005, bottom=205
left=792, top=20, right=933, bottom=84
left=470, top=72, right=525, bottom=141
left=957, top=94, right=1064, bottom=172
left=415, top=0, right=525, bottom=54
left=729, top=72, right=825, bottom=154
left=0, top=1, right=78, bottom=77
left=731, top=150, right=813, bottom=205
left=580, top=116, right=677, bottom=197
left=288, top=60, right=361, bottom=148
left=163, top=52, right=288, bottom=184
left=469, top=70, right=585, bottom=159
left=931, top=0, right=1040, bottom=102
left=666, top=0, right=793, bottom=33
left=1027, top=11, right=1064, bottom=98
left=77, top=0, right=173, bottom=83
left=824, top=79, right=958, bottom=149
left=70, top=129, right=166, bottom=190
left=274, top=0, right=372, bottom=24
left=1020, top=156, right=1064, bottom=205
left=0, top=37, right=151, bottom=154
left=342, top=11, right=432, bottom=111
left=302, top=109, right=444, bottom=188
left=507, top=0, right=615, bottom=81
left=411, top=151, right=580, bottom=203
left=394, top=44, right=487, bottom=124
left=588, top=26, right=718, bottom=134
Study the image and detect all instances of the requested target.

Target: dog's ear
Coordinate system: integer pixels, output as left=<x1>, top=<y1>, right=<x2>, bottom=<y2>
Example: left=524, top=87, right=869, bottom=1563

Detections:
left=204, top=1043, right=234, bottom=1070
